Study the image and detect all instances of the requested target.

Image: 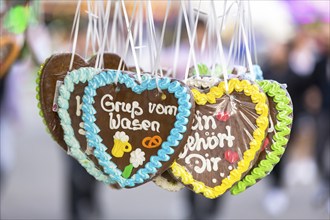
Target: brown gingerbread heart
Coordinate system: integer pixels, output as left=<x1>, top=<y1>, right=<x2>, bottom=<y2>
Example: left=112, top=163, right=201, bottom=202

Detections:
left=231, top=80, right=293, bottom=194
left=153, top=170, right=185, bottom=192
left=170, top=78, right=269, bottom=199
left=81, top=71, right=195, bottom=187
left=36, top=53, right=127, bottom=151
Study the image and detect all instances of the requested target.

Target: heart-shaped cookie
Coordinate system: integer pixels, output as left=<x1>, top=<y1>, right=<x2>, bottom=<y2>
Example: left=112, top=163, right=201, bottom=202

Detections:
left=36, top=53, right=127, bottom=151
left=0, top=34, right=22, bottom=78
left=57, top=67, right=116, bottom=184
left=153, top=170, right=185, bottom=192
left=170, top=78, right=269, bottom=199
left=81, top=70, right=195, bottom=188
left=231, top=80, right=293, bottom=195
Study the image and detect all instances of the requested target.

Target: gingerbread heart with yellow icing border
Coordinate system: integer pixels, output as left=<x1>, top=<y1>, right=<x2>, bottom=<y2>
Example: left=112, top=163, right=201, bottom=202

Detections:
left=170, top=78, right=269, bottom=199
left=231, top=80, right=293, bottom=194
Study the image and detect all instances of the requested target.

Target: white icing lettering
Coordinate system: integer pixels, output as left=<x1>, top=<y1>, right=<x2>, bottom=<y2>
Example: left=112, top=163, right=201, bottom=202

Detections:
left=151, top=121, right=160, bottom=133
left=148, top=103, right=177, bottom=116
left=210, top=157, right=221, bottom=171
left=180, top=126, right=235, bottom=156
left=206, top=158, right=212, bottom=172
left=101, top=94, right=143, bottom=119
left=109, top=113, right=121, bottom=129
left=132, top=119, right=142, bottom=130
left=202, top=115, right=217, bottom=130
left=225, top=126, right=235, bottom=147
left=191, top=111, right=217, bottom=131
left=121, top=118, right=131, bottom=130
left=100, top=94, right=176, bottom=134
left=191, top=113, right=203, bottom=131
left=78, top=122, right=86, bottom=135
left=141, top=120, right=150, bottom=130
left=109, top=113, right=160, bottom=132
left=76, top=96, right=83, bottom=116
left=180, top=116, right=236, bottom=174
left=185, top=154, right=206, bottom=174
left=185, top=154, right=222, bottom=174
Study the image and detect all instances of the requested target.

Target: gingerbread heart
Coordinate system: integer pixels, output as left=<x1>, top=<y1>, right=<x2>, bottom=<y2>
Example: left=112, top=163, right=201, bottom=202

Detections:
left=57, top=67, right=117, bottom=184
left=81, top=70, right=195, bottom=188
left=170, top=78, right=269, bottom=199
left=36, top=53, right=127, bottom=151
left=153, top=170, right=185, bottom=192
left=231, top=80, right=293, bottom=195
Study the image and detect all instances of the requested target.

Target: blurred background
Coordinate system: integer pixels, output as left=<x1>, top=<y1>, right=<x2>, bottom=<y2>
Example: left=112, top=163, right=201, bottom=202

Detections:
left=0, top=0, right=329, bottom=219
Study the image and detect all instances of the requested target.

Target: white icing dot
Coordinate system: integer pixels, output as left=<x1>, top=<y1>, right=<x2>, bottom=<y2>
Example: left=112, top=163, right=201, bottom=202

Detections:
left=220, top=173, right=225, bottom=177
left=205, top=132, right=209, bottom=136
left=212, top=178, right=217, bottom=183
left=195, top=160, right=200, bottom=165
left=228, top=166, right=233, bottom=170
left=205, top=153, right=209, bottom=157
left=211, top=132, right=215, bottom=135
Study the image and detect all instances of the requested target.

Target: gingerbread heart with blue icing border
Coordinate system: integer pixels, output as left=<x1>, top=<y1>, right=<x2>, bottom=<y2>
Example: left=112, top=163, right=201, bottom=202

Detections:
left=81, top=70, right=195, bottom=188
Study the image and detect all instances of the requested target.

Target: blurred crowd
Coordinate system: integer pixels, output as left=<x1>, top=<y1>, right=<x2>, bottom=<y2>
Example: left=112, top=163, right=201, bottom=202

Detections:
left=0, top=0, right=329, bottom=219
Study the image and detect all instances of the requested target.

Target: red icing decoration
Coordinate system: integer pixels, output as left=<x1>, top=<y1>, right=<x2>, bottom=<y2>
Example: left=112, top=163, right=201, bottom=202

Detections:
left=262, top=137, right=270, bottom=151
left=216, top=111, right=230, bottom=122
left=224, top=150, right=239, bottom=164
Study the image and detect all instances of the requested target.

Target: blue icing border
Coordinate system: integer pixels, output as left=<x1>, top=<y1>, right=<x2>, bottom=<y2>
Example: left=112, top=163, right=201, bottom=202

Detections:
left=82, top=70, right=192, bottom=187
left=57, top=67, right=114, bottom=184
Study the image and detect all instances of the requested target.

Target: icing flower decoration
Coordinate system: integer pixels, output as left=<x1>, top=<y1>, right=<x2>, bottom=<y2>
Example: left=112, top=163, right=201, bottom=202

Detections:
left=122, top=148, right=146, bottom=179
left=224, top=150, right=239, bottom=164
left=130, top=148, right=146, bottom=168
left=216, top=111, right=230, bottom=122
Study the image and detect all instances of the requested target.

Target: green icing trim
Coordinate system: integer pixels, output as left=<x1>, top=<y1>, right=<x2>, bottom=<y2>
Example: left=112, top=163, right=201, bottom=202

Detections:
left=231, top=80, right=293, bottom=195
left=35, top=62, right=51, bottom=134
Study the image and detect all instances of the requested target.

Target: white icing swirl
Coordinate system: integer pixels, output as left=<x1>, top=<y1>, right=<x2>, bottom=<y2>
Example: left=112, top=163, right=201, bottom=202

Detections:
left=186, top=77, right=220, bottom=89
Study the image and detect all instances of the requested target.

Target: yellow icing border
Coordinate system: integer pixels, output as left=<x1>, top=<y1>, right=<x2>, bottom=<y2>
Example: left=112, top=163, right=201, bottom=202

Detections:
left=170, top=78, right=269, bottom=199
